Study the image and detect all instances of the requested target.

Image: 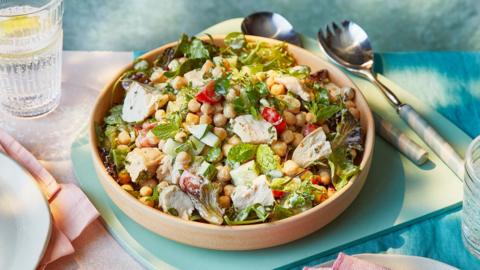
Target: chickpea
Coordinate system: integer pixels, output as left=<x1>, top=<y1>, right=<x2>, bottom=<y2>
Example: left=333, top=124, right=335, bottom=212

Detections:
left=266, top=76, right=275, bottom=88
left=283, top=111, right=296, bottom=126
left=270, top=83, right=286, bottom=95
left=306, top=112, right=316, bottom=123
left=174, top=131, right=187, bottom=143
left=216, top=165, right=231, bottom=182
left=227, top=135, right=241, bottom=145
left=225, top=89, right=237, bottom=102
left=185, top=113, right=200, bottom=125
left=139, top=196, right=154, bottom=207
left=214, top=103, right=223, bottom=113
left=140, top=186, right=153, bottom=196
left=292, top=132, right=304, bottom=146
left=218, top=195, right=231, bottom=208
left=344, top=100, right=355, bottom=109
left=187, top=99, right=201, bottom=113
left=168, top=93, right=176, bottom=101
left=200, top=103, right=215, bottom=115
left=121, top=184, right=134, bottom=192
left=223, top=103, right=236, bottom=119
left=272, top=141, right=288, bottom=157
left=176, top=151, right=191, bottom=165
left=295, top=112, right=307, bottom=127
left=157, top=94, right=169, bottom=109
left=222, top=143, right=233, bottom=156
left=223, top=184, right=235, bottom=196
left=349, top=107, right=360, bottom=120
left=117, top=130, right=131, bottom=145
left=212, top=113, right=226, bottom=127
left=170, top=76, right=187, bottom=90
left=327, top=187, right=336, bottom=198
left=282, top=160, right=301, bottom=177
left=199, top=114, right=212, bottom=125
left=118, top=170, right=131, bottom=184
left=319, top=170, right=331, bottom=186
left=155, top=109, right=166, bottom=121
left=281, top=129, right=294, bottom=144
left=149, top=69, right=166, bottom=84
left=213, top=127, right=227, bottom=141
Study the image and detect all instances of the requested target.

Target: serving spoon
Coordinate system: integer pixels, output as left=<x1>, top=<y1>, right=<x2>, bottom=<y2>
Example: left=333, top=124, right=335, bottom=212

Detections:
left=317, top=20, right=464, bottom=178
left=241, top=11, right=302, bottom=47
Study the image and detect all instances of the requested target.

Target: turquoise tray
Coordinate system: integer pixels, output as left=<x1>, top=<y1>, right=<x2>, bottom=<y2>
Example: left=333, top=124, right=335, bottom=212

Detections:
left=71, top=19, right=472, bottom=270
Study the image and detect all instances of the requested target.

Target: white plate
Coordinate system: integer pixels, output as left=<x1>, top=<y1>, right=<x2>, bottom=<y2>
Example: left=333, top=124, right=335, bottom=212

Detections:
left=319, top=253, right=459, bottom=270
left=0, top=153, right=51, bottom=270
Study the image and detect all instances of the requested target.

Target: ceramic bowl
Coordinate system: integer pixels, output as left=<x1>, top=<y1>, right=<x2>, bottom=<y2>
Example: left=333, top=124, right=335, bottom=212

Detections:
left=89, top=35, right=375, bottom=250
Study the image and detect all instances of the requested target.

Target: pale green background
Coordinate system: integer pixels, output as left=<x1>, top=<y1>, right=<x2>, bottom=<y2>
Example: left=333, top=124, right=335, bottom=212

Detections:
left=64, top=0, right=480, bottom=51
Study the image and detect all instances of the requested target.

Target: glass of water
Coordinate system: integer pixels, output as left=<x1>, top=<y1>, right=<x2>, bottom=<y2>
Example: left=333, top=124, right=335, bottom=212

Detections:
left=463, top=136, right=480, bottom=258
left=0, top=0, right=63, bottom=117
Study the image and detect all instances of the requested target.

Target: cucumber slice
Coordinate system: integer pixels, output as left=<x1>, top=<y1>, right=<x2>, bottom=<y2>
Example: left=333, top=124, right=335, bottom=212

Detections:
left=200, top=132, right=220, bottom=147
left=163, top=138, right=181, bottom=156
left=190, top=136, right=205, bottom=155
left=188, top=124, right=209, bottom=139
left=198, top=161, right=217, bottom=181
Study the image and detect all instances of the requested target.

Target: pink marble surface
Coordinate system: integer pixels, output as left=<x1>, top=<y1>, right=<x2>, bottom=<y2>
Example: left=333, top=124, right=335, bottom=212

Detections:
left=0, top=51, right=144, bottom=270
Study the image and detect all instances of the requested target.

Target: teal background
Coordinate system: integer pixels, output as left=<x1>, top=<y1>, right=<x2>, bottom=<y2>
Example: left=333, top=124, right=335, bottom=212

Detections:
left=63, top=0, right=480, bottom=51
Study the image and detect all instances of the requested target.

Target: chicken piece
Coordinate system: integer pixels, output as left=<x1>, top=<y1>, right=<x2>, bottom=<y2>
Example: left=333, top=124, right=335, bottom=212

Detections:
left=231, top=175, right=275, bottom=210
left=274, top=75, right=312, bottom=101
left=292, top=127, right=332, bottom=168
left=184, top=69, right=206, bottom=88
left=125, top=148, right=163, bottom=182
left=122, top=82, right=165, bottom=123
left=156, top=155, right=183, bottom=185
left=158, top=185, right=194, bottom=220
left=231, top=115, right=277, bottom=144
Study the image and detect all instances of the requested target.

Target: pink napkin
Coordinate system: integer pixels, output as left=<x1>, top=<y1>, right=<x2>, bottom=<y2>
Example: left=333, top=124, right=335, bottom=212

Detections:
left=0, top=129, right=99, bottom=269
left=304, top=253, right=391, bottom=270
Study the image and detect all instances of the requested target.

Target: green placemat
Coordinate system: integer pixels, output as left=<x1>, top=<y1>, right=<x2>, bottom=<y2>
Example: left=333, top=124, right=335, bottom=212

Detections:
left=71, top=19, right=471, bottom=270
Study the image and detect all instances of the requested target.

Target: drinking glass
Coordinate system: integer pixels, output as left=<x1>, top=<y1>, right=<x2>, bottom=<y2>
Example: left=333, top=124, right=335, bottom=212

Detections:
left=0, top=0, right=63, bottom=117
left=463, top=135, right=480, bottom=258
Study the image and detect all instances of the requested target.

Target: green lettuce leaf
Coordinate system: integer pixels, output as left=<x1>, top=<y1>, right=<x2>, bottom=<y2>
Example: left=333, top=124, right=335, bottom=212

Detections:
left=104, top=105, right=124, bottom=126
left=328, top=147, right=360, bottom=190
left=227, top=143, right=257, bottom=165
left=224, top=203, right=269, bottom=225
left=256, top=144, right=278, bottom=174
left=111, top=147, right=129, bottom=172
left=225, top=32, right=246, bottom=50
left=331, top=109, right=363, bottom=151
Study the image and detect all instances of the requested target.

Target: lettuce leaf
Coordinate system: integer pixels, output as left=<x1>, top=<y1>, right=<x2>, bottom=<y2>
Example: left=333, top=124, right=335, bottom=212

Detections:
left=224, top=203, right=269, bottom=225
left=227, top=143, right=257, bottom=165
left=331, top=109, right=363, bottom=151
left=256, top=144, right=278, bottom=174
left=225, top=32, right=246, bottom=50
left=328, top=147, right=360, bottom=190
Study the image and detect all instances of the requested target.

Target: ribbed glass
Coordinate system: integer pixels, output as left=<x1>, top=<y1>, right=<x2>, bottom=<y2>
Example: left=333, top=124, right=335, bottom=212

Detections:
left=0, top=0, right=63, bottom=117
left=463, top=135, right=480, bottom=258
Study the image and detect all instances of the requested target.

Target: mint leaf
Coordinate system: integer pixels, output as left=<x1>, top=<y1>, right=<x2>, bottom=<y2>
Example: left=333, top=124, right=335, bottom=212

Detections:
left=227, top=143, right=257, bottom=165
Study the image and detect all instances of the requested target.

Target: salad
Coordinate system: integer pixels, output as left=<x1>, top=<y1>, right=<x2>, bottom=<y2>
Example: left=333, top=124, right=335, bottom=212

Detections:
left=96, top=32, right=364, bottom=225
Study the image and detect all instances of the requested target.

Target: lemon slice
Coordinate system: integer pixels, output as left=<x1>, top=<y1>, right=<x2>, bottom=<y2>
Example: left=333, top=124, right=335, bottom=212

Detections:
left=0, top=15, right=40, bottom=37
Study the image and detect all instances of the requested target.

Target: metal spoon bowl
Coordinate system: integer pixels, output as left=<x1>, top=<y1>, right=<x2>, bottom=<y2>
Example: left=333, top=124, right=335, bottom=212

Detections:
left=241, top=11, right=302, bottom=47
left=317, top=20, right=464, bottom=178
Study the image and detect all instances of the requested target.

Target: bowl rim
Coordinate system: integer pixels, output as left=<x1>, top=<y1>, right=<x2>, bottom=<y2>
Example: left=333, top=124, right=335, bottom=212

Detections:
left=89, top=34, right=375, bottom=231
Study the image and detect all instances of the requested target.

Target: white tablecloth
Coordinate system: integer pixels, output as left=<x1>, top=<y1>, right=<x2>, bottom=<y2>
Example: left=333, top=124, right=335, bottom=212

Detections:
left=0, top=51, right=144, bottom=270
